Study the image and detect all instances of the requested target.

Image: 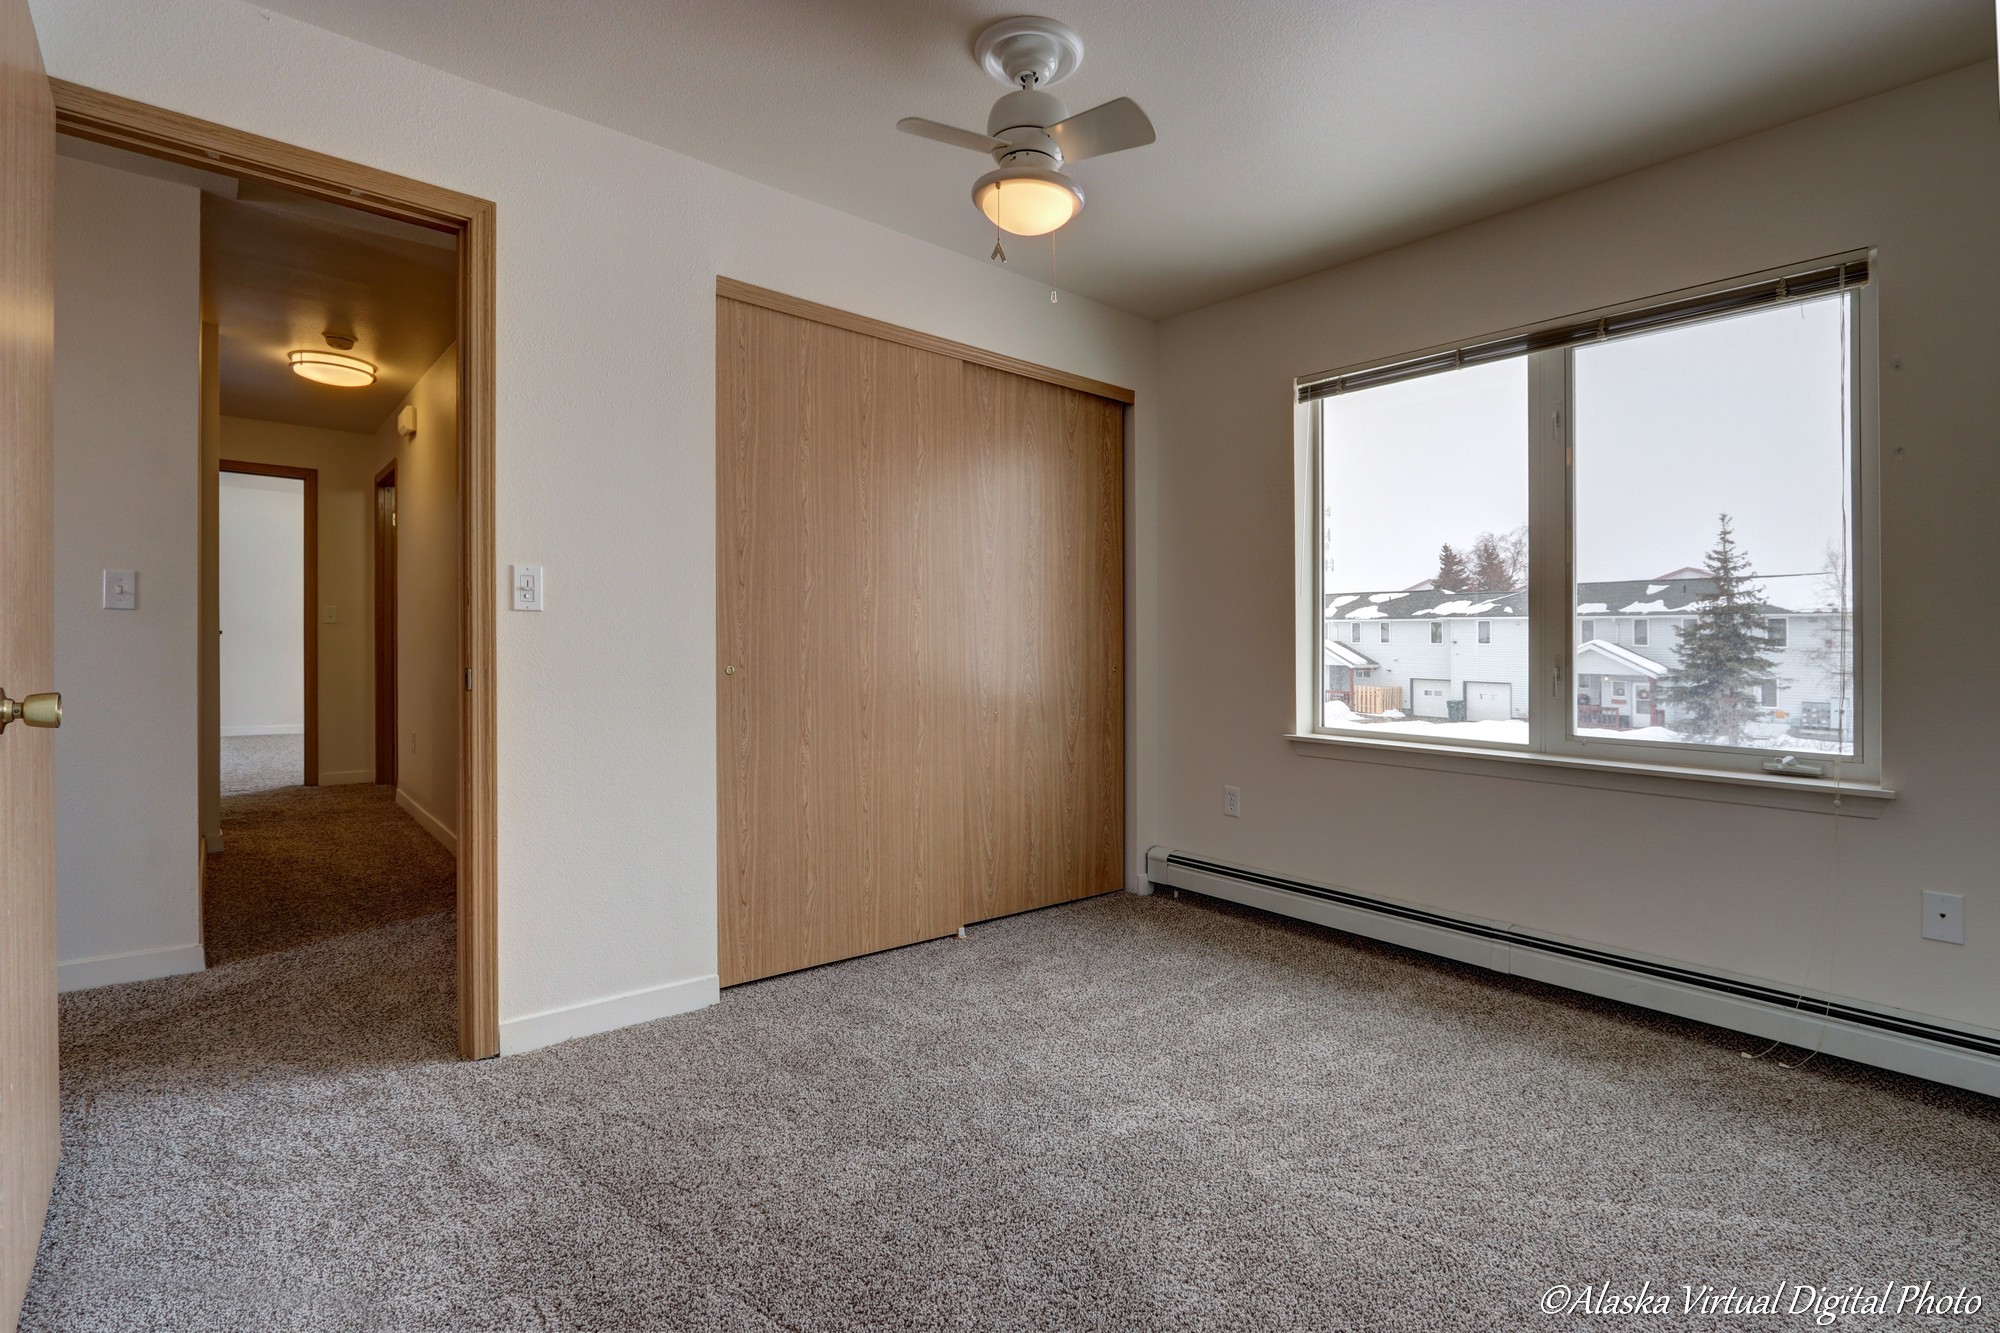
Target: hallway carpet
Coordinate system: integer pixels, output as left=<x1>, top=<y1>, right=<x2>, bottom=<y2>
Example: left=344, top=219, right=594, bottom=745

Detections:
left=24, top=894, right=2000, bottom=1331
left=205, top=764, right=455, bottom=967
left=220, top=733, right=304, bottom=796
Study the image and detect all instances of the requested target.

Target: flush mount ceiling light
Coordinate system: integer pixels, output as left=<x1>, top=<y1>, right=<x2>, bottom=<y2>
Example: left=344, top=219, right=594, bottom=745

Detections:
left=897, top=16, right=1155, bottom=238
left=289, top=332, right=375, bottom=387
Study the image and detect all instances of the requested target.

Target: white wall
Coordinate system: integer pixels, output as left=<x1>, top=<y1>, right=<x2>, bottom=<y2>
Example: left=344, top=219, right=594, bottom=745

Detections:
left=51, top=155, right=204, bottom=992
left=29, top=0, right=1162, bottom=1051
left=217, top=471, right=304, bottom=736
left=1154, top=64, right=2000, bottom=1031
left=372, top=346, right=458, bottom=848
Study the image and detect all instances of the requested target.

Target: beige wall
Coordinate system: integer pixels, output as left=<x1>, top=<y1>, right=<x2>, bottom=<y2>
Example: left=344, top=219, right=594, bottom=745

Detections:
left=1153, top=63, right=2000, bottom=1031
left=218, top=417, right=381, bottom=785
left=373, top=345, right=458, bottom=849
left=52, top=156, right=205, bottom=990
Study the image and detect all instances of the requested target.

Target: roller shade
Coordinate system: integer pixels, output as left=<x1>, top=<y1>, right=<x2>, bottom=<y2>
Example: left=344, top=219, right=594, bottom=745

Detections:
left=1297, top=258, right=1869, bottom=404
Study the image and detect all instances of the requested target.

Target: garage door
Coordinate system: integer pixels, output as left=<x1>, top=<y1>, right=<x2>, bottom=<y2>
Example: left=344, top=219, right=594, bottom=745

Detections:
left=1412, top=679, right=1449, bottom=718
left=1466, top=681, right=1512, bottom=722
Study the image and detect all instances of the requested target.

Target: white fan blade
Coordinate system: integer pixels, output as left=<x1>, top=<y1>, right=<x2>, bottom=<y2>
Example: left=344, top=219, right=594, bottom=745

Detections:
left=897, top=118, right=1008, bottom=153
left=1046, top=97, right=1155, bottom=161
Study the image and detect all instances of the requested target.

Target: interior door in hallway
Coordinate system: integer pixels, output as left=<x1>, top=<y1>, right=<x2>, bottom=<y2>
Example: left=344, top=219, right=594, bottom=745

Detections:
left=0, top=0, right=58, bottom=1321
left=717, top=291, right=1126, bottom=988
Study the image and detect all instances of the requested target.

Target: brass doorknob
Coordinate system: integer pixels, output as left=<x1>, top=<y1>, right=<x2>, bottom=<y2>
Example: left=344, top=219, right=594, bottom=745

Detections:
left=0, top=689, right=61, bottom=733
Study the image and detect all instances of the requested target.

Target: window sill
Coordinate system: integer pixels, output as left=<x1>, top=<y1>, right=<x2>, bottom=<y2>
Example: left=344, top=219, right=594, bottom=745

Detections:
left=1284, top=732, right=1894, bottom=817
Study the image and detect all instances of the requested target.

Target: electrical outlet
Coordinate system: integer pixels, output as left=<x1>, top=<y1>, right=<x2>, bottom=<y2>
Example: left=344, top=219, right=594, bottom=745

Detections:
left=1223, top=785, right=1241, bottom=818
left=1922, top=891, right=1964, bottom=944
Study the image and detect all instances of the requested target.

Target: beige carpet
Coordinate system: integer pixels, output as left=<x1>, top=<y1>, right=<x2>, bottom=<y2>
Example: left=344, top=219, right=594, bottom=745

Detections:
left=23, top=892, right=2000, bottom=1331
left=207, top=736, right=455, bottom=966
left=220, top=733, right=304, bottom=796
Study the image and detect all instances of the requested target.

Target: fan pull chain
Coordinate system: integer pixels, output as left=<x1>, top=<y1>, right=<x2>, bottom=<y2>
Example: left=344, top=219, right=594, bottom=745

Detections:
left=1050, top=231, right=1059, bottom=303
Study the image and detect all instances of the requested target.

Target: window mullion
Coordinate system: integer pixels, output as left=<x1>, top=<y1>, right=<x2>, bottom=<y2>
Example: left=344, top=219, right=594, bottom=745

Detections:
left=1526, top=348, right=1571, bottom=756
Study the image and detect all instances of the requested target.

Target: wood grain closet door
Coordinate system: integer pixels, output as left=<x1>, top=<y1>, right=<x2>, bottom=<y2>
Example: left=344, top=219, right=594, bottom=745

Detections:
left=717, top=298, right=971, bottom=986
left=961, top=364, right=1124, bottom=923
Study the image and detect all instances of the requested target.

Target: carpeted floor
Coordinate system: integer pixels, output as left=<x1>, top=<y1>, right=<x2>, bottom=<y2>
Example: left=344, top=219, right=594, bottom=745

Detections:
left=22, top=891, right=1999, bottom=1330
left=205, top=737, right=456, bottom=966
left=221, top=733, right=304, bottom=796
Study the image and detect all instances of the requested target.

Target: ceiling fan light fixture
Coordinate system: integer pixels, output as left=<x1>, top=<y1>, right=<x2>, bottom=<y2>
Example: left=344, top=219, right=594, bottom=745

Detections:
left=973, top=167, right=1083, bottom=237
left=288, top=349, right=376, bottom=387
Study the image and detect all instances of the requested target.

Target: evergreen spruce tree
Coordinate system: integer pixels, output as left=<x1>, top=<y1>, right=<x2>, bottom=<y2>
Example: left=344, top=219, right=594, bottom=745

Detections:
left=1469, top=532, right=1513, bottom=592
left=1434, top=543, right=1471, bottom=592
left=1660, top=514, right=1776, bottom=744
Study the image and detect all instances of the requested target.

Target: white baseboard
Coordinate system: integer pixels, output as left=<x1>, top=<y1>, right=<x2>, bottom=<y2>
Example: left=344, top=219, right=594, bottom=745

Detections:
left=395, top=788, right=457, bottom=855
left=1147, top=848, right=2000, bottom=1099
left=58, top=942, right=206, bottom=993
left=221, top=724, right=304, bottom=737
left=318, top=768, right=374, bottom=786
left=500, top=973, right=721, bottom=1056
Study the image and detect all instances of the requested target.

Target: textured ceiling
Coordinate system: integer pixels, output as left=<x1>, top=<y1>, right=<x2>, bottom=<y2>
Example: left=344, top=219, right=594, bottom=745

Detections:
left=253, top=0, right=1992, bottom=318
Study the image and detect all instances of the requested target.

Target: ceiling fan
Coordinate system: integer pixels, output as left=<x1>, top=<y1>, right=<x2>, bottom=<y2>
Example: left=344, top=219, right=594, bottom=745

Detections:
left=897, top=16, right=1155, bottom=237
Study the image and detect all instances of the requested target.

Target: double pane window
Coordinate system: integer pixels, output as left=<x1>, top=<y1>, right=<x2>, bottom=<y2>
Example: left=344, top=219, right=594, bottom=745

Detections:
left=1306, top=259, right=1872, bottom=779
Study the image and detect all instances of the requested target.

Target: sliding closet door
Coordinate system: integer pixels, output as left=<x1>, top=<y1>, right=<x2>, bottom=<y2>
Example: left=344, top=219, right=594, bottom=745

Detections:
left=717, top=298, right=971, bottom=986
left=962, top=365, right=1124, bottom=923
left=717, top=289, right=1125, bottom=987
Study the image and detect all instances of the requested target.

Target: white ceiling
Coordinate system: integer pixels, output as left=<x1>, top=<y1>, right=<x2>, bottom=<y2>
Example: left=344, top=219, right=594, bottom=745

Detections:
left=256, top=0, right=1992, bottom=319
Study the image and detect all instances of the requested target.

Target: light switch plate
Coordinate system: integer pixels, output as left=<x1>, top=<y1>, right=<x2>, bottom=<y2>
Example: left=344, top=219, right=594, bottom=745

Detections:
left=102, top=569, right=136, bottom=610
left=323, top=604, right=338, bottom=624
left=1922, top=891, right=1964, bottom=944
left=511, top=564, right=544, bottom=611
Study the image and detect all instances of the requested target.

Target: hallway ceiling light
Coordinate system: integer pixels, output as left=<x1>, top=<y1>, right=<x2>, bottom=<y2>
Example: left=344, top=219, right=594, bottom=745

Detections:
left=289, top=334, right=376, bottom=388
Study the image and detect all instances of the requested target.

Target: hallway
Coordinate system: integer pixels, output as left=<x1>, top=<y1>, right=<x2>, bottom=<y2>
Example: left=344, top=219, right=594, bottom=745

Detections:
left=207, top=735, right=455, bottom=965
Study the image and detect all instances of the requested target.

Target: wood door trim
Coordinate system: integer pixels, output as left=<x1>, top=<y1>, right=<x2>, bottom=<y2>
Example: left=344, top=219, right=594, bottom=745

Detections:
left=373, top=461, right=397, bottom=787
left=56, top=81, right=503, bottom=1059
left=716, top=277, right=1137, bottom=405
left=219, top=459, right=319, bottom=785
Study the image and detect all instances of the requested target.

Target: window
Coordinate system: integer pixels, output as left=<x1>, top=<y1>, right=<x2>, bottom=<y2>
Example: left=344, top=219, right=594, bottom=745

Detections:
left=1380, top=623, right=1390, bottom=643
left=1351, top=623, right=1361, bottom=643
left=1301, top=256, right=1875, bottom=780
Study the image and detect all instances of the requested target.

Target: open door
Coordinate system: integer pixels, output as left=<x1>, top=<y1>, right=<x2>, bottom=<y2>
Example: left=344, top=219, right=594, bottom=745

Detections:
left=0, top=0, right=59, bottom=1322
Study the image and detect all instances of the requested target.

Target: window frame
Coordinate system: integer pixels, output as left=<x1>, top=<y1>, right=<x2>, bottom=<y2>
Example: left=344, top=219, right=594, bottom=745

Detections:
left=1295, top=252, right=1881, bottom=789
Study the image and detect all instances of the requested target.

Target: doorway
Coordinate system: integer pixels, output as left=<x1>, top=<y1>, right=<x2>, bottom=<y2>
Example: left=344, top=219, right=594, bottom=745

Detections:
left=218, top=460, right=317, bottom=791
left=374, top=461, right=397, bottom=787
left=50, top=81, right=499, bottom=1058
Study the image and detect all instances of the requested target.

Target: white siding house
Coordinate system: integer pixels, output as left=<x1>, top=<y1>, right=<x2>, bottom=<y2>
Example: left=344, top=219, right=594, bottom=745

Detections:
left=1324, top=571, right=1850, bottom=741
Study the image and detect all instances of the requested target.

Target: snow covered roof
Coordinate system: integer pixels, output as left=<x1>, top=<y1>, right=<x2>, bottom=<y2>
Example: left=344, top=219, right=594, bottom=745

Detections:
left=1325, top=573, right=1839, bottom=619
left=1323, top=640, right=1377, bottom=669
left=1576, top=639, right=1667, bottom=679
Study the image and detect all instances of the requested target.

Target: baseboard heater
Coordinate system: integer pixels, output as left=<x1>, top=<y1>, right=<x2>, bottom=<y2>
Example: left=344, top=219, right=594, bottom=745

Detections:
left=1146, top=848, right=2000, bottom=1099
